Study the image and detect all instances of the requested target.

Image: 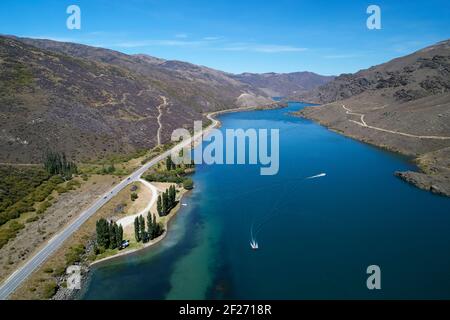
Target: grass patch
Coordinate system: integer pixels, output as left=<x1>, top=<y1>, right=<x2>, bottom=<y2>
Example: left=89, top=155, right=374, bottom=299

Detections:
left=43, top=267, right=54, bottom=274
left=0, top=173, right=65, bottom=228
left=0, top=221, right=25, bottom=249
left=25, top=215, right=40, bottom=223
left=0, top=60, right=34, bottom=98
left=65, top=244, right=85, bottom=267
left=0, top=166, right=50, bottom=225
left=42, top=281, right=58, bottom=299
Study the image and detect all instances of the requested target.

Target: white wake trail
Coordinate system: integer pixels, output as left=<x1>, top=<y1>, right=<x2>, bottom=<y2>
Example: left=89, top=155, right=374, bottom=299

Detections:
left=306, top=173, right=326, bottom=180
left=248, top=172, right=327, bottom=249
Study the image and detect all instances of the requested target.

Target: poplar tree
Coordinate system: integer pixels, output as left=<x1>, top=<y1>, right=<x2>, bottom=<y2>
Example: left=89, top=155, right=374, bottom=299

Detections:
left=96, top=218, right=110, bottom=249
left=162, top=192, right=169, bottom=216
left=134, top=217, right=141, bottom=242
left=147, top=211, right=153, bottom=240
left=109, top=221, right=117, bottom=249
left=139, top=215, right=146, bottom=243
left=171, top=185, right=176, bottom=205
left=166, top=157, right=174, bottom=171
left=116, top=224, right=123, bottom=248
left=157, top=195, right=162, bottom=216
left=43, top=150, right=78, bottom=179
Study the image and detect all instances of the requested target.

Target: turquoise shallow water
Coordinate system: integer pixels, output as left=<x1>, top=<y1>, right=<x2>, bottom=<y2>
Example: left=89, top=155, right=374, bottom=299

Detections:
left=82, top=103, right=450, bottom=300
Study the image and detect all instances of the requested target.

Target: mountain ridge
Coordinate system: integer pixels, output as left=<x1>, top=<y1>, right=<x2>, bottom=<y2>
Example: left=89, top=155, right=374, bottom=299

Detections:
left=231, top=71, right=334, bottom=97
left=297, top=39, right=450, bottom=196
left=0, top=35, right=331, bottom=163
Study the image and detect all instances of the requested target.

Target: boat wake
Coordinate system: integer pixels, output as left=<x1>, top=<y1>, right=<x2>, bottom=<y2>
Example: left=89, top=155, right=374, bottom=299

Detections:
left=306, top=173, right=326, bottom=179
left=249, top=172, right=327, bottom=250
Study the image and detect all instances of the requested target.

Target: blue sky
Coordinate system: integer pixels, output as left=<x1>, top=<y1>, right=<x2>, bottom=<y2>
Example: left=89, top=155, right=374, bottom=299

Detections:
left=1, top=0, right=449, bottom=75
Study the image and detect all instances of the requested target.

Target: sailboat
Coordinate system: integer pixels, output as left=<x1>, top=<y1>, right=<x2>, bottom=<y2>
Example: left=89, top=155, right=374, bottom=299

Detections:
left=250, top=240, right=259, bottom=250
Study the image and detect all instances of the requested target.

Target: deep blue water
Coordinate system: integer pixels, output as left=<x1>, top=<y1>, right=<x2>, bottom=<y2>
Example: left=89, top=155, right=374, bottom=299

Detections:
left=82, top=102, right=450, bottom=300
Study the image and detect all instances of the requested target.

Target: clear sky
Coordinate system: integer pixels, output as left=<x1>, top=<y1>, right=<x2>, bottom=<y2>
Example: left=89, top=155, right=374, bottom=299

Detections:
left=1, top=0, right=449, bottom=75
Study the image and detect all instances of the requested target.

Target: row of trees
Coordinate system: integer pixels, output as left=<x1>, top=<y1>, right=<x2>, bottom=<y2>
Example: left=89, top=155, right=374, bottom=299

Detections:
left=157, top=185, right=177, bottom=217
left=166, top=156, right=177, bottom=171
left=101, top=162, right=116, bottom=174
left=43, top=150, right=78, bottom=179
left=134, top=212, right=164, bottom=243
left=96, top=218, right=124, bottom=250
left=165, top=155, right=194, bottom=172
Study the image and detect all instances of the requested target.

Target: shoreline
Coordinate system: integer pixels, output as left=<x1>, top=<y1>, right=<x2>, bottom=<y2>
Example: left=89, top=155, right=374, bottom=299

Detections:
left=65, top=99, right=447, bottom=299
left=89, top=193, right=188, bottom=267
left=71, top=101, right=283, bottom=298
left=89, top=102, right=284, bottom=266
left=296, top=105, right=450, bottom=197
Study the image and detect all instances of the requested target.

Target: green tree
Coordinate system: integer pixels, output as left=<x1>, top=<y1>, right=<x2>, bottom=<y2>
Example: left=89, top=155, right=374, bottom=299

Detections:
left=166, top=156, right=175, bottom=171
left=43, top=150, right=78, bottom=179
left=109, top=221, right=117, bottom=249
left=173, top=186, right=176, bottom=207
left=169, top=185, right=176, bottom=206
left=162, top=191, right=169, bottom=216
left=107, top=162, right=116, bottom=174
left=183, top=178, right=194, bottom=190
left=116, top=224, right=123, bottom=248
left=157, top=195, right=162, bottom=216
left=147, top=211, right=153, bottom=240
left=96, top=218, right=110, bottom=249
left=151, top=214, right=164, bottom=239
left=139, top=215, right=146, bottom=243
left=134, top=217, right=141, bottom=242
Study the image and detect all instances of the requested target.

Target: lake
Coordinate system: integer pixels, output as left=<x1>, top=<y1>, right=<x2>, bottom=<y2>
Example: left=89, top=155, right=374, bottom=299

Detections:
left=81, top=102, right=450, bottom=299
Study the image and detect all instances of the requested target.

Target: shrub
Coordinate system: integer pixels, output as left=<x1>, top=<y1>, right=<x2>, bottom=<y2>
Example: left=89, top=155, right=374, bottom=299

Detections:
left=94, top=245, right=106, bottom=255
left=42, top=281, right=58, bottom=299
left=43, top=267, right=54, bottom=274
left=66, top=179, right=81, bottom=191
left=65, top=244, right=85, bottom=266
left=0, top=166, right=50, bottom=222
left=55, top=186, right=68, bottom=194
left=143, top=173, right=183, bottom=184
left=26, top=215, right=39, bottom=223
left=183, top=178, right=194, bottom=190
left=9, top=221, right=25, bottom=232
left=38, top=201, right=52, bottom=213
left=53, top=266, right=66, bottom=277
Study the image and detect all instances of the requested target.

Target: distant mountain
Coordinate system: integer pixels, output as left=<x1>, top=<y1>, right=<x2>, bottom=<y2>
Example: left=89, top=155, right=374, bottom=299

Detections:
left=0, top=36, right=272, bottom=163
left=0, top=35, right=333, bottom=164
left=232, top=72, right=334, bottom=97
left=298, top=40, right=450, bottom=105
left=10, top=36, right=271, bottom=112
left=298, top=39, right=450, bottom=196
